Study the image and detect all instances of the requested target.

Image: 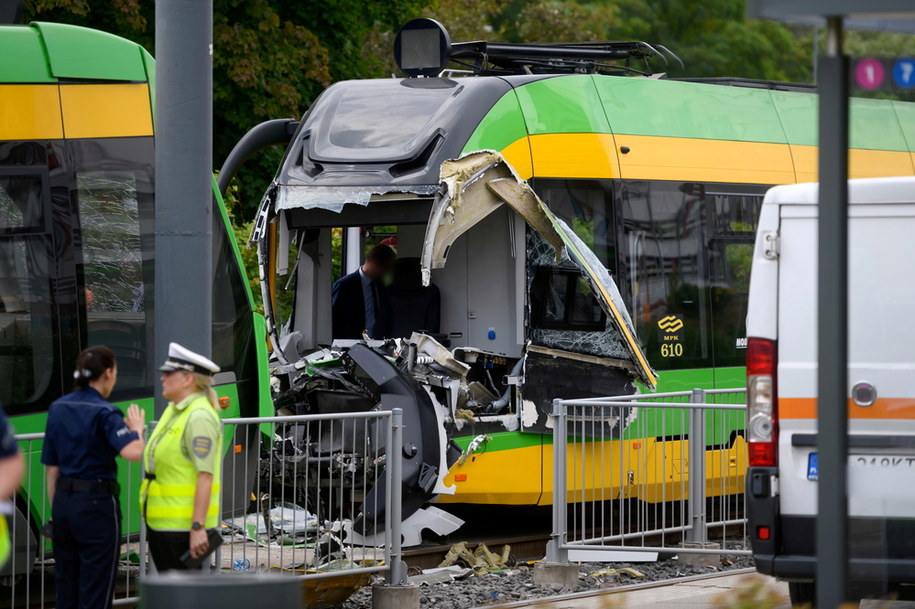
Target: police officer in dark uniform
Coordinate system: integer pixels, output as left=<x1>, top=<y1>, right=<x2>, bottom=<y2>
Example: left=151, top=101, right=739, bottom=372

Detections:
left=41, top=346, right=145, bottom=609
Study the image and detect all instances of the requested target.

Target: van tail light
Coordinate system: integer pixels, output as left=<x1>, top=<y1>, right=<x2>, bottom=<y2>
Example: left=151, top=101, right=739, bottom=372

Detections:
left=747, top=337, right=778, bottom=467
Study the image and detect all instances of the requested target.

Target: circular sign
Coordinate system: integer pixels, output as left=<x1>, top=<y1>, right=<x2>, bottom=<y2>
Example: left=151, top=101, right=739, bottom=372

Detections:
left=893, top=58, right=915, bottom=89
left=855, top=58, right=885, bottom=90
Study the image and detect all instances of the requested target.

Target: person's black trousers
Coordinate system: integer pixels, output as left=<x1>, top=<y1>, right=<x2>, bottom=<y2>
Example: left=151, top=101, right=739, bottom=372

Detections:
left=146, top=527, right=201, bottom=572
left=52, top=490, right=121, bottom=609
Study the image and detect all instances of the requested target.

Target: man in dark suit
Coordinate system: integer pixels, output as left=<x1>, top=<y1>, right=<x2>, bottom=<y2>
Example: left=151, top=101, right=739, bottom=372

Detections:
left=332, top=244, right=396, bottom=339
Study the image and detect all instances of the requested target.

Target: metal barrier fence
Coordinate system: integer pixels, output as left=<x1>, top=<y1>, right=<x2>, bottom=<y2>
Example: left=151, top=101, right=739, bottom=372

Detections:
left=547, top=389, right=749, bottom=563
left=5, top=409, right=403, bottom=608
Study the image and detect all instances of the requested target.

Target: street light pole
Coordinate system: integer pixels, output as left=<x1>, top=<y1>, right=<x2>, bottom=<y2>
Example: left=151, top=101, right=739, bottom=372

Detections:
left=154, top=0, right=214, bottom=417
left=816, top=15, right=849, bottom=609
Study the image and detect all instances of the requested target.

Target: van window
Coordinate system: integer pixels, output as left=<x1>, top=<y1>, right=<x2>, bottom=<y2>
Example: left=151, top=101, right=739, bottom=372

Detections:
left=0, top=168, right=55, bottom=412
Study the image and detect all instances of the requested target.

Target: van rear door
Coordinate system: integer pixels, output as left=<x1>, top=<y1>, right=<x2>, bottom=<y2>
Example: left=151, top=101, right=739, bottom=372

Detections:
left=776, top=178, right=915, bottom=564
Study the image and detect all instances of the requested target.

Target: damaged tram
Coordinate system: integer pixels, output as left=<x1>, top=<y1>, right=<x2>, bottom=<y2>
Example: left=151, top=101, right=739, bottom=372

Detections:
left=231, top=20, right=915, bottom=540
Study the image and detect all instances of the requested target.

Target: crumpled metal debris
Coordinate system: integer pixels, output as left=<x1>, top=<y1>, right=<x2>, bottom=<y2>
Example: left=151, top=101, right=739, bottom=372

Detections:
left=438, top=541, right=513, bottom=574
left=457, top=434, right=492, bottom=466
left=408, top=565, right=473, bottom=586
left=589, top=567, right=646, bottom=578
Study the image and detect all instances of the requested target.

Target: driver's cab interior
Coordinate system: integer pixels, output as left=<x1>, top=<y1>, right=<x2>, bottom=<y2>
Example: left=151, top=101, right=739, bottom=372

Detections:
left=270, top=202, right=527, bottom=418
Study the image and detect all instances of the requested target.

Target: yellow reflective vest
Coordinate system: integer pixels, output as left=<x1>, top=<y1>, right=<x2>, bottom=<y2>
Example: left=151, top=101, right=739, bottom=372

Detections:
left=141, top=395, right=221, bottom=531
left=0, top=514, right=9, bottom=567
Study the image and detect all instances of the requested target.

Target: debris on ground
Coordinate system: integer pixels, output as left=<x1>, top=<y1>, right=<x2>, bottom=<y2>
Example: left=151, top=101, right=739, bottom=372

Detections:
left=437, top=542, right=513, bottom=573
left=341, top=542, right=755, bottom=609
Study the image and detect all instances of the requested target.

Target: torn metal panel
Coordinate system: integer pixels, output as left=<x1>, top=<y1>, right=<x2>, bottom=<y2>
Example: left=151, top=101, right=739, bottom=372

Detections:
left=421, top=150, right=563, bottom=285
left=275, top=183, right=439, bottom=214
left=423, top=149, right=656, bottom=388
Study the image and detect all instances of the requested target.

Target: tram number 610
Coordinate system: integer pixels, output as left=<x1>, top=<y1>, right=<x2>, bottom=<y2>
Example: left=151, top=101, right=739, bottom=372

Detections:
left=661, top=343, right=683, bottom=358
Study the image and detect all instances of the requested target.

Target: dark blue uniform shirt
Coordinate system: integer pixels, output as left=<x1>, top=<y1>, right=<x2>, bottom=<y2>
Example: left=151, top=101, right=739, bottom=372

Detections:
left=0, top=407, right=18, bottom=459
left=41, top=387, right=138, bottom=480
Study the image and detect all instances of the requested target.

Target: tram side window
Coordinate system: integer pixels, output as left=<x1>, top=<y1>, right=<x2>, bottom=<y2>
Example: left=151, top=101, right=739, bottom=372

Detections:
left=211, top=206, right=254, bottom=379
left=706, top=192, right=760, bottom=368
left=533, top=179, right=616, bottom=270
left=77, top=171, right=150, bottom=390
left=618, top=181, right=710, bottom=370
left=530, top=267, right=606, bottom=332
left=0, top=172, right=54, bottom=411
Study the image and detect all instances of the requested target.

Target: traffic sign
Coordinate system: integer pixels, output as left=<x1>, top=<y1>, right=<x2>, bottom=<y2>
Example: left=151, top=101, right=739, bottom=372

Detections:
left=893, top=58, right=915, bottom=90
left=852, top=57, right=915, bottom=92
left=855, top=58, right=885, bottom=90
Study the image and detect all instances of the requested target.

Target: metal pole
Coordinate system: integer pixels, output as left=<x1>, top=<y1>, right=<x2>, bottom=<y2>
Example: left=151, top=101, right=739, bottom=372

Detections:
left=687, top=389, right=707, bottom=544
left=547, top=398, right=568, bottom=563
left=345, top=227, right=362, bottom=275
left=386, top=409, right=405, bottom=585
left=154, top=0, right=214, bottom=417
left=817, top=16, right=849, bottom=609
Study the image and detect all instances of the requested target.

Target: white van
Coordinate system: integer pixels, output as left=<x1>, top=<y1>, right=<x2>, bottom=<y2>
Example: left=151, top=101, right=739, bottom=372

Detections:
left=745, top=177, right=915, bottom=604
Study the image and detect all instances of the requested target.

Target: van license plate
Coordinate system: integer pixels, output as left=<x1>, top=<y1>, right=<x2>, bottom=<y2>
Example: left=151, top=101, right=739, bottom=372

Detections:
left=807, top=453, right=818, bottom=481
left=807, top=453, right=915, bottom=481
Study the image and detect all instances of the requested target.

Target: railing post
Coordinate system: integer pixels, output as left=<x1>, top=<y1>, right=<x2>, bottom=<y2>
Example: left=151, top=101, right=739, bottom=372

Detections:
left=686, top=389, right=708, bottom=544
left=386, top=408, right=405, bottom=585
left=547, top=398, right=568, bottom=563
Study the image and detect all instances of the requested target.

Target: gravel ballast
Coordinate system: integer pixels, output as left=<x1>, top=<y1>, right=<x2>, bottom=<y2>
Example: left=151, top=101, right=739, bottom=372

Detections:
left=341, top=549, right=755, bottom=609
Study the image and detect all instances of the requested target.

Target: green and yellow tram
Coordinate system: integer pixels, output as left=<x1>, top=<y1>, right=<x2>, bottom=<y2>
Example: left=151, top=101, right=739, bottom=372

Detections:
left=249, top=21, right=915, bottom=522
left=0, top=21, right=272, bottom=574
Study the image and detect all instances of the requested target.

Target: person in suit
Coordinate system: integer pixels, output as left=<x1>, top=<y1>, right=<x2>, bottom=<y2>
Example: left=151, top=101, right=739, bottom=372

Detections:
left=332, top=244, right=396, bottom=339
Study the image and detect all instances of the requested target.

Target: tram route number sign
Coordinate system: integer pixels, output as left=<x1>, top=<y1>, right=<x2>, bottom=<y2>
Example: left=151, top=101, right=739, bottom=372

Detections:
left=853, top=57, right=915, bottom=92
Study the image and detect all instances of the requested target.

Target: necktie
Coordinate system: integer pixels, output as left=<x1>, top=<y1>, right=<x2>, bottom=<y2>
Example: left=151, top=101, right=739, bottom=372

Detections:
left=365, top=280, right=376, bottom=336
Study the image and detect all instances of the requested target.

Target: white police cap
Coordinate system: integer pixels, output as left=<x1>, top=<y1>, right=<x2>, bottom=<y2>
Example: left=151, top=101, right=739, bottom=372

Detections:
left=158, top=342, right=220, bottom=376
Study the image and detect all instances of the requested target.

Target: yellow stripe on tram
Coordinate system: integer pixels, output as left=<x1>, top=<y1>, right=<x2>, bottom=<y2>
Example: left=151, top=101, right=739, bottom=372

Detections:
left=500, top=134, right=915, bottom=185
left=0, top=85, right=64, bottom=141
left=60, top=83, right=153, bottom=139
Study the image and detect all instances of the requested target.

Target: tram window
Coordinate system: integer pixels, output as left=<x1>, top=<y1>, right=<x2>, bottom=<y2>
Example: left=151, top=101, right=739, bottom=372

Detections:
left=707, top=192, right=761, bottom=368
left=72, top=138, right=155, bottom=393
left=0, top=172, right=54, bottom=412
left=211, top=204, right=254, bottom=378
left=77, top=171, right=150, bottom=389
left=530, top=266, right=606, bottom=332
left=618, top=180, right=711, bottom=370
left=533, top=179, right=616, bottom=270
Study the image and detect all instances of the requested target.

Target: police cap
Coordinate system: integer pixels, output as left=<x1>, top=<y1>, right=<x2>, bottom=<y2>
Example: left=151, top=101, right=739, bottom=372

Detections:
left=158, top=342, right=220, bottom=376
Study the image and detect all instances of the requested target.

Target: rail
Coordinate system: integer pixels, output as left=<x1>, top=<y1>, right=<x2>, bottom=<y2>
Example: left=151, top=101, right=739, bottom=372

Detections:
left=4, top=409, right=404, bottom=608
left=548, top=388, right=749, bottom=564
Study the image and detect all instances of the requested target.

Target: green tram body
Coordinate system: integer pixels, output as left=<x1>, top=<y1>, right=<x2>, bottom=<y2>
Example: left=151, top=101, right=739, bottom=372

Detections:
left=0, top=22, right=272, bottom=574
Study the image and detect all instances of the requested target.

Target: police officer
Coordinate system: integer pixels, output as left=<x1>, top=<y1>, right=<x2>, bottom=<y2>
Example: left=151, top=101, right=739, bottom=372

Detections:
left=141, top=342, right=222, bottom=571
left=0, top=403, right=24, bottom=569
left=41, top=346, right=145, bottom=609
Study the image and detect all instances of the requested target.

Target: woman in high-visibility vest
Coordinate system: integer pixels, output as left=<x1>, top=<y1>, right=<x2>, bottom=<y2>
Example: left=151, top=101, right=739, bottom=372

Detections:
left=0, top=404, right=24, bottom=570
left=141, top=342, right=222, bottom=571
